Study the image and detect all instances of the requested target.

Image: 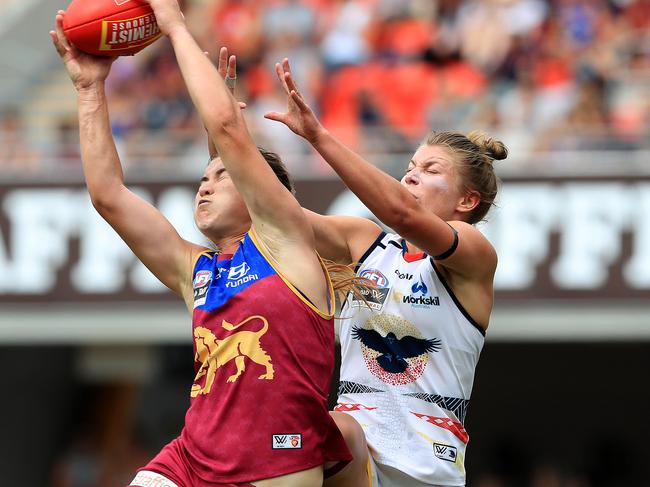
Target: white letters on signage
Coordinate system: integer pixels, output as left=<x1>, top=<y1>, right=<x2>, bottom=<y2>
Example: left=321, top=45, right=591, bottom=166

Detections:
left=485, top=184, right=561, bottom=289
left=624, top=183, right=650, bottom=288
left=1, top=189, right=78, bottom=292
left=551, top=183, right=632, bottom=289
left=1, top=181, right=648, bottom=296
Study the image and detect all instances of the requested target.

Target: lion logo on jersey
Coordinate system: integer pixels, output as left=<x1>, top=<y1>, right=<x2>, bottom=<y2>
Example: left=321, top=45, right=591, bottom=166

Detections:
left=191, top=315, right=274, bottom=397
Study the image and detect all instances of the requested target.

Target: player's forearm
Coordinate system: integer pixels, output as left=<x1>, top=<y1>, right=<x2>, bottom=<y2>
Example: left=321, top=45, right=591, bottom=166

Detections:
left=167, top=27, right=241, bottom=145
left=311, top=129, right=418, bottom=229
left=77, top=83, right=125, bottom=207
left=166, top=28, right=262, bottom=185
left=167, top=26, right=307, bottom=232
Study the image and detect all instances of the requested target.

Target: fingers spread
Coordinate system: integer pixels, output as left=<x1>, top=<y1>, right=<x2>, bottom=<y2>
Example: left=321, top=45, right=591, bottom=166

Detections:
left=263, top=111, right=285, bottom=122
left=228, top=55, right=236, bottom=78
left=218, top=46, right=228, bottom=77
left=284, top=71, right=299, bottom=94
left=290, top=90, right=309, bottom=111
left=275, top=62, right=290, bottom=94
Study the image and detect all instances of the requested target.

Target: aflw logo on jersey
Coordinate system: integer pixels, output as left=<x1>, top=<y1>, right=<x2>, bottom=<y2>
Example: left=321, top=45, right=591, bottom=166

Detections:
left=353, top=269, right=390, bottom=310
left=272, top=434, right=302, bottom=449
left=193, top=270, right=212, bottom=307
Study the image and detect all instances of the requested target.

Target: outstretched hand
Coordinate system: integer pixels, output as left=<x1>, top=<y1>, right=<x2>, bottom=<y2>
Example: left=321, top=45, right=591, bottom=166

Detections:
left=143, top=0, right=186, bottom=37
left=215, top=46, right=246, bottom=109
left=206, top=46, right=246, bottom=158
left=50, top=11, right=115, bottom=92
left=264, top=58, right=323, bottom=143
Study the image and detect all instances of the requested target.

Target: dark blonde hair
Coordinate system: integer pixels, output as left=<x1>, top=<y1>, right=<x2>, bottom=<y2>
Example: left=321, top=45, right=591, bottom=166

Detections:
left=322, top=260, right=374, bottom=308
left=422, top=130, right=508, bottom=224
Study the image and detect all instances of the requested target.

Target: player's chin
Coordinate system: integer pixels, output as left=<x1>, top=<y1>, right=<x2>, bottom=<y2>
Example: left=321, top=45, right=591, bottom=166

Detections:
left=194, top=214, right=210, bottom=230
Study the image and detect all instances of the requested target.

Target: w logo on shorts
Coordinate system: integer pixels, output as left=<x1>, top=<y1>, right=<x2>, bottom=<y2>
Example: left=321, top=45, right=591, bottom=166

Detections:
left=272, top=433, right=302, bottom=449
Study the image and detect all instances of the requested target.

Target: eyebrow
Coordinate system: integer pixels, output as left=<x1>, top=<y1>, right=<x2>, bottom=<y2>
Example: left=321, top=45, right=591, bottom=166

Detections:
left=408, top=158, right=444, bottom=167
left=200, top=167, right=227, bottom=182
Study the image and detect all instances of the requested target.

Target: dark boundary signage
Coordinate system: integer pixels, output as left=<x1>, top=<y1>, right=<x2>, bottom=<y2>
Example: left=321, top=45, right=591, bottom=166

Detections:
left=1, top=176, right=648, bottom=303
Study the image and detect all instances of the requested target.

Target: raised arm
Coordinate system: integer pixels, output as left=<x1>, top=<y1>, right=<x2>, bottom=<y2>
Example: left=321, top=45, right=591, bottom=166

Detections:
left=303, top=211, right=382, bottom=265
left=50, top=12, right=200, bottom=306
left=146, top=1, right=311, bottom=246
left=266, top=59, right=495, bottom=280
left=145, top=0, right=334, bottom=311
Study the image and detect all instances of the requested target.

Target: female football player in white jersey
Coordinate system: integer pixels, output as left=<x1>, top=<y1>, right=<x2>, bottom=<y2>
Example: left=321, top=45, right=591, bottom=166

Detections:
left=266, top=59, right=508, bottom=487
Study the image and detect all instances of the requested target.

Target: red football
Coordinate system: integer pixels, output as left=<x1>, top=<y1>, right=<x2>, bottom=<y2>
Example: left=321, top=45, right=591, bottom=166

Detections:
left=63, top=0, right=162, bottom=56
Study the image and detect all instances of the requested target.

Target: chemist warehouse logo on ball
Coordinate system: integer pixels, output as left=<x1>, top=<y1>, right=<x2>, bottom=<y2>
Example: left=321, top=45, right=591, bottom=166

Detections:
left=402, top=278, right=440, bottom=308
left=100, top=10, right=161, bottom=52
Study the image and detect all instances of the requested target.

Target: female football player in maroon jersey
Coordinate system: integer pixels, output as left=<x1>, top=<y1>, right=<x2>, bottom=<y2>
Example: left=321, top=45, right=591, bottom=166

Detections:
left=50, top=2, right=360, bottom=485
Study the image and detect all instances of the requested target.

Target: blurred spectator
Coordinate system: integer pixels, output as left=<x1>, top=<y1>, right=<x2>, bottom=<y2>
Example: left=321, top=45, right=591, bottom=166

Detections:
left=4, top=0, right=650, bottom=177
left=0, top=108, right=39, bottom=175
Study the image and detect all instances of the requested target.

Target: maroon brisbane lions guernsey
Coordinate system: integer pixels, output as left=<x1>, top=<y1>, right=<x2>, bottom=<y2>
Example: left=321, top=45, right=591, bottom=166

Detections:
left=146, top=231, right=351, bottom=485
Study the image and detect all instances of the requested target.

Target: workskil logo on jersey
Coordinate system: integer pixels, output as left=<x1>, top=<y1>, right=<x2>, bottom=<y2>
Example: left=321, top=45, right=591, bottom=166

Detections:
left=353, top=269, right=390, bottom=310
left=226, top=262, right=259, bottom=288
left=403, top=277, right=440, bottom=308
left=272, top=434, right=302, bottom=449
left=193, top=270, right=212, bottom=307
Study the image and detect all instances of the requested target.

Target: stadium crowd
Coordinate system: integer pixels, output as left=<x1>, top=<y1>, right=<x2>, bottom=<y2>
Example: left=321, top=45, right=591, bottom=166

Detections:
left=1, top=0, right=649, bottom=176
left=2, top=2, right=649, bottom=486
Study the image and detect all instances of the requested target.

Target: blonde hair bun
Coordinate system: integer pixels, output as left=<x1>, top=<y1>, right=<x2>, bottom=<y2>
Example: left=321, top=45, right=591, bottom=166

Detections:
left=468, top=130, right=508, bottom=161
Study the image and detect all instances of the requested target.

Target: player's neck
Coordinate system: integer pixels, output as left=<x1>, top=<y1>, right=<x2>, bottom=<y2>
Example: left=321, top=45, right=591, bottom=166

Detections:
left=213, top=232, right=247, bottom=255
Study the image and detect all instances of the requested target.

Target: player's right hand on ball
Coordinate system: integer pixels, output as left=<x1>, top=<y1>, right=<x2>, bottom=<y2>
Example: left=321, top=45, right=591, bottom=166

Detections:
left=50, top=11, right=115, bottom=92
left=143, top=0, right=186, bottom=37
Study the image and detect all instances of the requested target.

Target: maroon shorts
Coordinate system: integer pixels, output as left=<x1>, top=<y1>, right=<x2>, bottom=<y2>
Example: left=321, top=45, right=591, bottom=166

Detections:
left=131, top=436, right=346, bottom=487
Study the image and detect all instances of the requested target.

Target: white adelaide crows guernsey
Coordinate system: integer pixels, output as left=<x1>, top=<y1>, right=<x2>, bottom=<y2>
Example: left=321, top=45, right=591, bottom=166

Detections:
left=336, top=232, right=485, bottom=486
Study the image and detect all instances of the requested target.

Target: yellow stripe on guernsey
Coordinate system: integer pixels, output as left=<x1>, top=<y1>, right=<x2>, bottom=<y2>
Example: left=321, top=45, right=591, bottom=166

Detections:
left=191, top=247, right=214, bottom=272
left=249, top=229, right=334, bottom=319
left=367, top=457, right=375, bottom=487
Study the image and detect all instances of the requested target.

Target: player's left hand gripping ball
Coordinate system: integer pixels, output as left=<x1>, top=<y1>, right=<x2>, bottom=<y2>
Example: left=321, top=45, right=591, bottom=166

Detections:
left=63, top=0, right=162, bottom=56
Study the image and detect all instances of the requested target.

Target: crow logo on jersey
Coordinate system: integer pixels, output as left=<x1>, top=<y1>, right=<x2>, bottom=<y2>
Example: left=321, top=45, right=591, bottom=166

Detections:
left=354, top=314, right=441, bottom=385
left=352, top=326, right=441, bottom=373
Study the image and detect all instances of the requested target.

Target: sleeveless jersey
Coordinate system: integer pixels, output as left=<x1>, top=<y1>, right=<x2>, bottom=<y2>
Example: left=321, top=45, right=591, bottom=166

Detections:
left=169, top=231, right=350, bottom=484
left=336, top=232, right=486, bottom=486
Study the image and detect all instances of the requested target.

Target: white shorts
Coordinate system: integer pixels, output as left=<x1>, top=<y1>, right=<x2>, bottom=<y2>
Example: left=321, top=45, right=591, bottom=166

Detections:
left=368, top=455, right=460, bottom=487
left=129, top=470, right=179, bottom=487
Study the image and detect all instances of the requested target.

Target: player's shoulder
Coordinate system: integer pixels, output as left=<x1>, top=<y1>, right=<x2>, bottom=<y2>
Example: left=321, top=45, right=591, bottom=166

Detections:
left=191, top=245, right=217, bottom=269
